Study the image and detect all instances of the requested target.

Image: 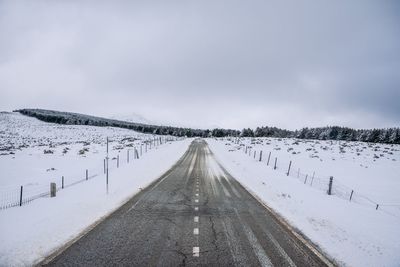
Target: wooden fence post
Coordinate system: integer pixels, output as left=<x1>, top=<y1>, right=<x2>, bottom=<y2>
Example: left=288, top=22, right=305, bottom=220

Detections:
left=304, top=174, right=308, bottom=184
left=86, top=169, right=88, bottom=180
left=267, top=152, right=271, bottom=166
left=327, top=176, right=333, bottom=195
left=349, top=190, right=354, bottom=201
left=259, top=151, right=263, bottom=162
left=50, top=183, right=56, bottom=197
left=274, top=157, right=277, bottom=170
left=62, top=176, right=64, bottom=189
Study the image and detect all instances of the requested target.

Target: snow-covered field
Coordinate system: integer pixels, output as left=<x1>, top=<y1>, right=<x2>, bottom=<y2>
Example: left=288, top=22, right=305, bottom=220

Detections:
left=0, top=112, right=181, bottom=208
left=0, top=112, right=191, bottom=265
left=207, top=137, right=400, bottom=267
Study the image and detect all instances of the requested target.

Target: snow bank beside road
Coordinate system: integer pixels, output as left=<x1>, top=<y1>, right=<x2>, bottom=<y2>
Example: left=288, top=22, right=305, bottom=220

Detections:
left=0, top=138, right=191, bottom=266
left=207, top=138, right=400, bottom=267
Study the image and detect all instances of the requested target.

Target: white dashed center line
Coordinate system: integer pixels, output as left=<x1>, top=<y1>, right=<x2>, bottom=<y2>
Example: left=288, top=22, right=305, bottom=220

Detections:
left=193, top=228, right=199, bottom=235
left=195, top=193, right=199, bottom=197
left=193, top=247, right=200, bottom=257
left=194, top=216, right=199, bottom=222
left=195, top=199, right=199, bottom=203
left=195, top=207, right=199, bottom=211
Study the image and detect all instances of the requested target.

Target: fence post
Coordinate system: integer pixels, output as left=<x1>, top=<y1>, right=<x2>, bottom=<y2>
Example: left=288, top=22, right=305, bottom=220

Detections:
left=86, top=169, right=88, bottom=180
left=376, top=204, right=379, bottom=210
left=274, top=157, right=277, bottom=170
left=140, top=145, right=143, bottom=156
left=62, top=176, right=64, bottom=189
left=267, top=152, right=271, bottom=166
left=19, top=186, right=23, bottom=206
left=253, top=151, right=256, bottom=159
left=304, top=174, right=308, bottom=184
left=50, top=183, right=56, bottom=197
left=349, top=190, right=354, bottom=201
left=127, top=150, right=129, bottom=163
left=245, top=146, right=248, bottom=154
left=106, top=137, right=109, bottom=194
left=327, top=176, right=333, bottom=195
left=311, top=171, right=315, bottom=186
left=117, top=155, right=120, bottom=168
left=259, top=151, right=263, bottom=162
left=287, top=161, right=292, bottom=176
left=104, top=159, right=106, bottom=174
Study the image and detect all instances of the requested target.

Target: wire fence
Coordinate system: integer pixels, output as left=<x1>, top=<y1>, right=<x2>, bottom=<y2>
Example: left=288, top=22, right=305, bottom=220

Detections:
left=0, top=136, right=178, bottom=210
left=224, top=138, right=400, bottom=218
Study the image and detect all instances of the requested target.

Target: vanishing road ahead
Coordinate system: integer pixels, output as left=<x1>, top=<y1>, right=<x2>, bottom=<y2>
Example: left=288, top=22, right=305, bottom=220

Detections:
left=46, top=139, right=333, bottom=267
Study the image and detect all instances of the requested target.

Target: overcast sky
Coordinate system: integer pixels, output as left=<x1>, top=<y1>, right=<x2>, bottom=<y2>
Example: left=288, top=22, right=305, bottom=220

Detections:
left=0, top=0, right=399, bottom=130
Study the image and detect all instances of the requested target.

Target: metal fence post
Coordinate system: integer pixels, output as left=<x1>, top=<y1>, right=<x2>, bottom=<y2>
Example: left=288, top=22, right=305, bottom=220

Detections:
left=274, top=157, right=277, bottom=170
left=311, top=171, right=315, bottom=186
left=267, top=152, right=271, bottom=166
left=127, top=150, right=129, bottom=163
left=287, top=161, right=292, bottom=176
left=117, top=155, right=119, bottom=168
left=86, top=169, right=88, bottom=180
left=259, top=151, right=263, bottom=162
left=62, top=176, right=64, bottom=189
left=304, top=174, right=308, bottom=184
left=19, top=186, right=23, bottom=206
left=349, top=190, right=354, bottom=201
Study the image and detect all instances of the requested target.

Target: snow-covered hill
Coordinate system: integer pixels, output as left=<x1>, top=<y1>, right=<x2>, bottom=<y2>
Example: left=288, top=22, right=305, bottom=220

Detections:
left=108, top=112, right=154, bottom=125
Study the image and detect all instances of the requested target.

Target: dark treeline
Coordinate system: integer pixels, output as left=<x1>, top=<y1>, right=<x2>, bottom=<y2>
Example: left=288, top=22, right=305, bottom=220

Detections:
left=242, top=126, right=400, bottom=144
left=17, top=109, right=211, bottom=137
left=17, top=109, right=399, bottom=144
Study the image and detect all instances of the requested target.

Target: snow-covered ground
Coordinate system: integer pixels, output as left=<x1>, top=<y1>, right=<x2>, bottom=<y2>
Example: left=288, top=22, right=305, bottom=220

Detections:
left=0, top=112, right=191, bottom=265
left=0, top=112, right=180, bottom=208
left=207, top=137, right=400, bottom=267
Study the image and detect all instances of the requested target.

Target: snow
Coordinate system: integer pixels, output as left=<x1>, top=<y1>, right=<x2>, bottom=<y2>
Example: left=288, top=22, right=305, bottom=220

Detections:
left=0, top=112, right=191, bottom=266
left=207, top=137, right=400, bottom=267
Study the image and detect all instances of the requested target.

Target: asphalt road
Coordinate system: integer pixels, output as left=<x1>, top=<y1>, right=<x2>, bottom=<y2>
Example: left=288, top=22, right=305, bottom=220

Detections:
left=45, top=139, right=333, bottom=267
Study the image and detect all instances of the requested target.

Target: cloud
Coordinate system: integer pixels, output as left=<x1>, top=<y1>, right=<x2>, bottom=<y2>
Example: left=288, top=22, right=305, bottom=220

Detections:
left=0, top=0, right=399, bottom=129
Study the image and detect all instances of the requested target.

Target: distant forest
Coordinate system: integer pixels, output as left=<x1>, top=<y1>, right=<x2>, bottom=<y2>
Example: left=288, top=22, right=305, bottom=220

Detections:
left=17, top=109, right=400, bottom=144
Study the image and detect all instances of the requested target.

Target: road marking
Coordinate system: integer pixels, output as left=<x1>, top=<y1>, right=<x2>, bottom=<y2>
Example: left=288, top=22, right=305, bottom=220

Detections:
left=193, top=247, right=200, bottom=257
left=194, top=216, right=199, bottom=222
left=195, top=207, right=199, bottom=211
left=195, top=193, right=199, bottom=197
left=125, top=171, right=173, bottom=214
left=264, top=230, right=297, bottom=267
left=234, top=209, right=273, bottom=267
left=218, top=177, right=231, bottom=197
left=195, top=199, right=199, bottom=203
left=193, top=228, right=199, bottom=235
